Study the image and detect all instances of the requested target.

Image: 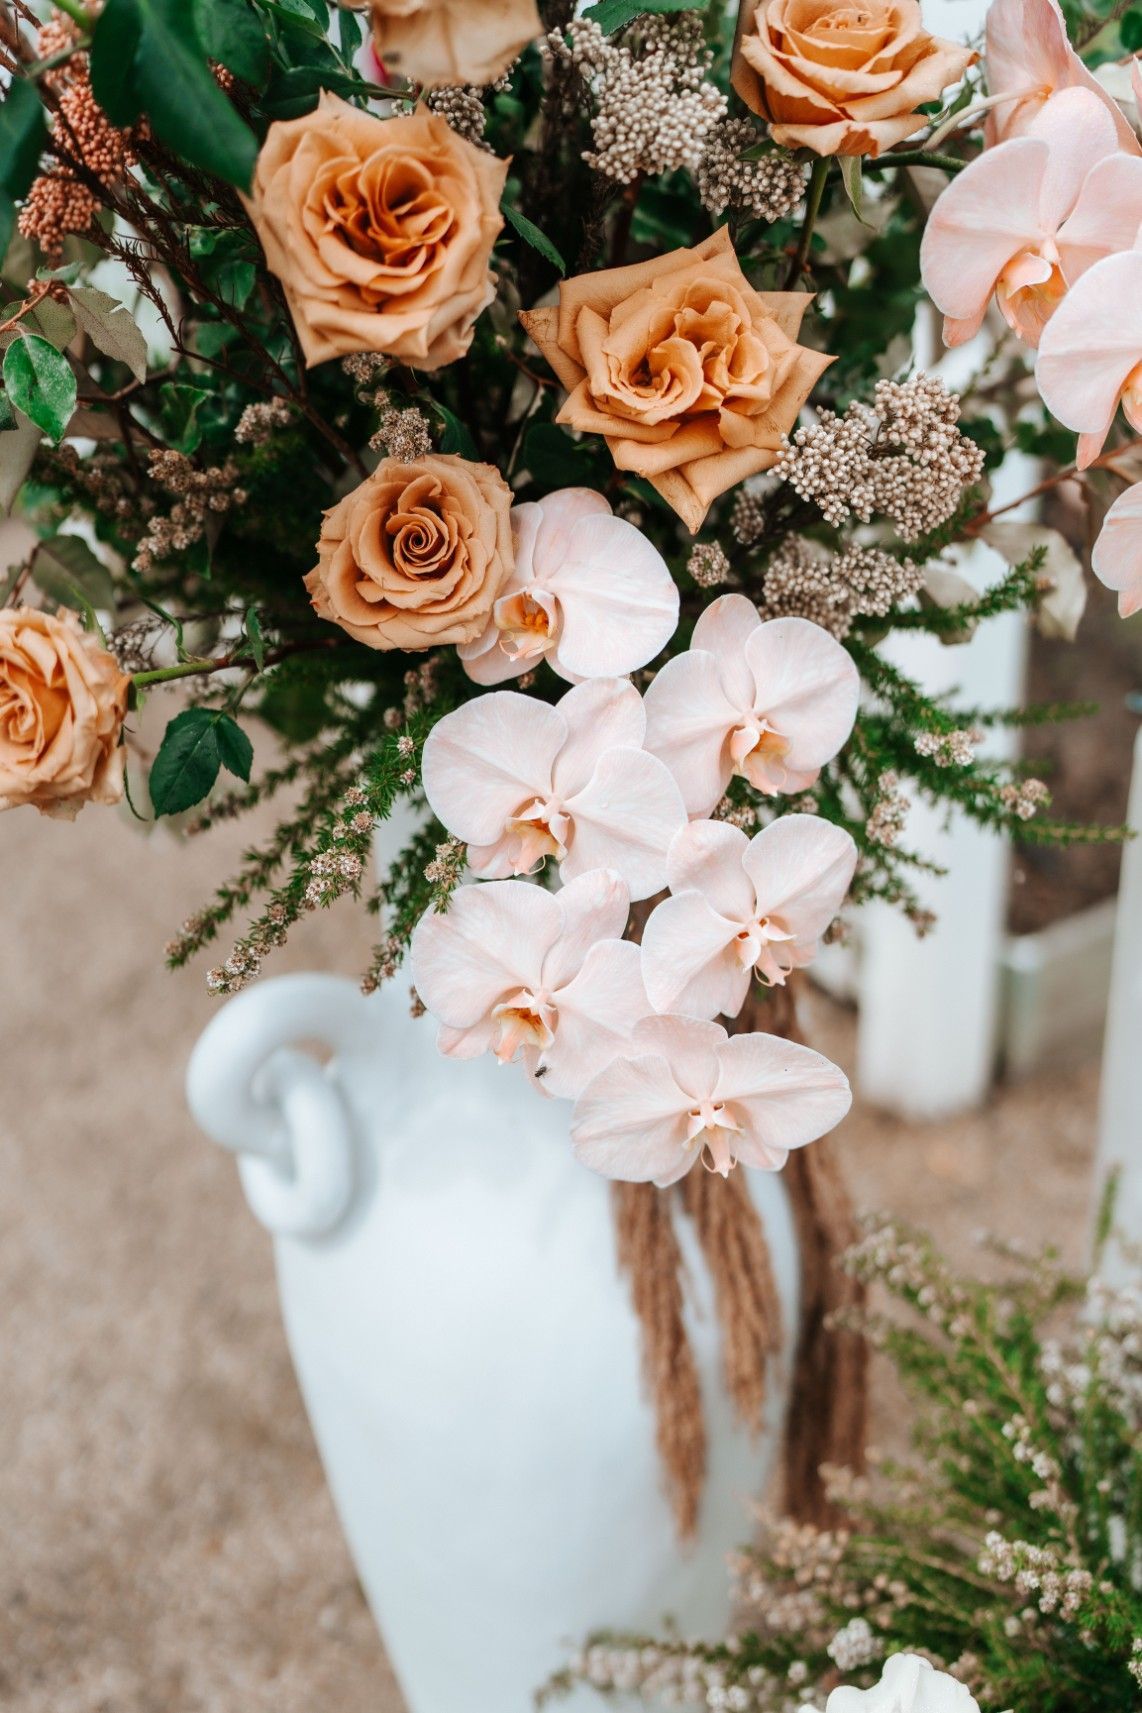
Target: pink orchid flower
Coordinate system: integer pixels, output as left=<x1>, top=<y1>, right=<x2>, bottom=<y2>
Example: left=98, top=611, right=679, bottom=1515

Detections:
left=422, top=675, right=687, bottom=899
left=1092, top=482, right=1142, bottom=619
left=641, top=814, right=858, bottom=1021
left=570, top=1013, right=851, bottom=1186
left=459, top=488, right=680, bottom=686
left=1035, top=247, right=1142, bottom=468
left=642, top=594, right=859, bottom=816
left=920, top=87, right=1142, bottom=347
left=410, top=869, right=648, bottom=1099
left=983, top=0, right=1140, bottom=152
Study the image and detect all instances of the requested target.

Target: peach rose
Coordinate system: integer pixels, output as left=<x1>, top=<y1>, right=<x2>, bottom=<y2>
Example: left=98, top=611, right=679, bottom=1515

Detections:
left=247, top=95, right=507, bottom=370
left=0, top=607, right=129, bottom=819
left=369, top=0, right=541, bottom=88
left=732, top=0, right=977, bottom=157
left=519, top=228, right=834, bottom=534
left=304, top=453, right=515, bottom=650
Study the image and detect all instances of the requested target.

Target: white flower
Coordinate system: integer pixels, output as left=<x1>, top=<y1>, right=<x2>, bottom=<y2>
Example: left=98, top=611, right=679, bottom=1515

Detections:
left=826, top=1654, right=980, bottom=1713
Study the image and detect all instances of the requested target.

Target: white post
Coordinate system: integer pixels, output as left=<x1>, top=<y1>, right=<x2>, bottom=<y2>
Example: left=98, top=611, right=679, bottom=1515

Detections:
left=1093, top=726, right=1142, bottom=1274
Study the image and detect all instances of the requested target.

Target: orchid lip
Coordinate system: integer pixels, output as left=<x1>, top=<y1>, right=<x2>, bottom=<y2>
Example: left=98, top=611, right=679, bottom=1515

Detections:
left=684, top=1100, right=743, bottom=1178
left=503, top=797, right=570, bottom=873
left=491, top=988, right=557, bottom=1064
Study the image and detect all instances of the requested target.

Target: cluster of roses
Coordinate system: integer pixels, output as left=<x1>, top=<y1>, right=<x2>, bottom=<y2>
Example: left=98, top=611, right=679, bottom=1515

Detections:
left=920, top=0, right=1142, bottom=617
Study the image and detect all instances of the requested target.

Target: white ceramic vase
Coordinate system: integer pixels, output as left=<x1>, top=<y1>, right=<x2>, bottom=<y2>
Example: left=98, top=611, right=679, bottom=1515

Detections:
left=186, top=970, right=800, bottom=1712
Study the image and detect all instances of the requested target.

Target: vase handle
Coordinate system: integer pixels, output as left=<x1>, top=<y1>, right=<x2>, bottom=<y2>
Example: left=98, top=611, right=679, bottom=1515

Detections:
left=186, top=973, right=374, bottom=1241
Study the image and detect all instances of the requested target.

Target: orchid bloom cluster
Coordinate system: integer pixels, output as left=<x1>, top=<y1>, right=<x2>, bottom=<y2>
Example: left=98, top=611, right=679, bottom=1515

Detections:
left=413, top=589, right=858, bottom=1187
left=921, top=4, right=1142, bottom=616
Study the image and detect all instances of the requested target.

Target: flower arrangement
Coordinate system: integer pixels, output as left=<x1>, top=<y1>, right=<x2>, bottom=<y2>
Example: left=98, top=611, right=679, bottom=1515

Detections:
left=0, top=0, right=1137, bottom=1529
left=547, top=1220, right=1142, bottom=1712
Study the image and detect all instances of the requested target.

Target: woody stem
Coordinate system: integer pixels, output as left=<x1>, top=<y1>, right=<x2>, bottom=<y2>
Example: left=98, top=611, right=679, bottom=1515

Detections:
left=784, top=157, right=829, bottom=290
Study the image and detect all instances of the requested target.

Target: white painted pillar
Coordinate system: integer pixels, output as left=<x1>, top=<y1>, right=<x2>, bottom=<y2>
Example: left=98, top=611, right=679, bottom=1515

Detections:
left=1093, top=726, right=1142, bottom=1272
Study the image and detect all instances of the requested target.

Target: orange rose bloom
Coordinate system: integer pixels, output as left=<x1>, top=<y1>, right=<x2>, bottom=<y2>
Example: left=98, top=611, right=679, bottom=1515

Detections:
left=304, top=454, right=515, bottom=651
left=0, top=607, right=129, bottom=819
left=520, top=228, right=834, bottom=534
left=369, top=0, right=541, bottom=87
left=732, top=0, right=976, bottom=157
left=247, top=95, right=507, bottom=370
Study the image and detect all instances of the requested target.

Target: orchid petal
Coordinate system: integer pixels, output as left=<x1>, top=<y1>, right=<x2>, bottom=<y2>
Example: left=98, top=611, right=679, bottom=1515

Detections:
left=740, top=814, right=858, bottom=946
left=410, top=879, right=559, bottom=1030
left=570, top=1052, right=693, bottom=1185
left=539, top=938, right=649, bottom=1099
left=643, top=648, right=740, bottom=815
left=1026, top=86, right=1119, bottom=230
left=665, top=818, right=755, bottom=920
left=531, top=486, right=613, bottom=571
left=1037, top=251, right=1142, bottom=435
left=542, top=867, right=631, bottom=992
left=745, top=618, right=860, bottom=772
left=630, top=1014, right=725, bottom=1101
left=550, top=512, right=679, bottom=681
left=509, top=498, right=545, bottom=586
left=1091, top=481, right=1142, bottom=619
left=551, top=676, right=646, bottom=799
left=562, top=747, right=686, bottom=901
left=640, top=890, right=749, bottom=1020
left=1056, top=153, right=1142, bottom=285
left=919, top=139, right=1048, bottom=327
left=713, top=1032, right=852, bottom=1167
left=691, top=593, right=764, bottom=709
left=459, top=638, right=530, bottom=685
left=423, top=692, right=564, bottom=846
left=985, top=0, right=1140, bottom=152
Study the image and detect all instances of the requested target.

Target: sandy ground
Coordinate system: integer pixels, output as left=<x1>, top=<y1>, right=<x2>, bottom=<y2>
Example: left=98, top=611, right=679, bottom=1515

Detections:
left=0, top=792, right=1102, bottom=1713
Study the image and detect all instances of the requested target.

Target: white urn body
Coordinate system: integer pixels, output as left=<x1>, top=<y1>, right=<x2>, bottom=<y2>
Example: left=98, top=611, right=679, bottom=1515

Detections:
left=187, top=972, right=800, bottom=1712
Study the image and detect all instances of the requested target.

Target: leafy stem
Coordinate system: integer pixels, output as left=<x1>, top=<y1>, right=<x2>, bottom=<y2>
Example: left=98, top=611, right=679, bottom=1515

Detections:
left=783, top=155, right=828, bottom=289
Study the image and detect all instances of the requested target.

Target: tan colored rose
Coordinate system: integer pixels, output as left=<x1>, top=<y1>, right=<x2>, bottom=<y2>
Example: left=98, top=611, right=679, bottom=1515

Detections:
left=247, top=95, right=507, bottom=370
left=519, top=228, right=834, bottom=534
left=0, top=607, right=130, bottom=819
left=369, top=0, right=541, bottom=87
left=305, top=453, right=514, bottom=650
left=732, top=0, right=976, bottom=156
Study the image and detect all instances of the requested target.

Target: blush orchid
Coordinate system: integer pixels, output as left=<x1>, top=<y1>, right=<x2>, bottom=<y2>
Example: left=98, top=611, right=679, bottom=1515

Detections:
left=410, top=869, right=647, bottom=1099
left=458, top=488, right=680, bottom=685
left=983, top=0, right=1140, bottom=151
left=920, top=87, right=1142, bottom=347
left=1092, top=483, right=1142, bottom=619
left=422, top=675, right=687, bottom=900
left=641, top=815, right=858, bottom=1021
left=570, top=1013, right=851, bottom=1186
left=642, top=594, right=859, bottom=816
left=1035, top=247, right=1142, bottom=468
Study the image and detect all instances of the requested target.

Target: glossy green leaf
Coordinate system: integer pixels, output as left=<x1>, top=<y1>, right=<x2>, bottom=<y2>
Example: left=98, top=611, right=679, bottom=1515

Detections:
left=89, top=0, right=146, bottom=126
left=149, top=708, right=222, bottom=816
left=215, top=713, right=253, bottom=782
left=0, top=79, right=49, bottom=202
left=33, top=534, right=118, bottom=612
left=432, top=401, right=479, bottom=460
left=500, top=201, right=566, bottom=276
left=193, top=0, right=271, bottom=84
left=3, top=334, right=76, bottom=444
left=583, top=0, right=707, bottom=31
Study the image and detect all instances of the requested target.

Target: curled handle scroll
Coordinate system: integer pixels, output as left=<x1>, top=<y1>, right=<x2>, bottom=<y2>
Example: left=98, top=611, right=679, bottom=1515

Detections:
left=186, top=974, right=375, bottom=1241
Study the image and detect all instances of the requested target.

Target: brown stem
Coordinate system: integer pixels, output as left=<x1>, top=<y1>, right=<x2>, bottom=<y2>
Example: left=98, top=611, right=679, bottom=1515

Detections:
left=965, top=436, right=1142, bottom=532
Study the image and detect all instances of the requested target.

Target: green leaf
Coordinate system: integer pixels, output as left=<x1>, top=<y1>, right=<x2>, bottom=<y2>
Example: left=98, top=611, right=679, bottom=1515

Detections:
left=3, top=334, right=76, bottom=443
left=193, top=0, right=271, bottom=84
left=500, top=201, right=566, bottom=276
left=243, top=606, right=265, bottom=671
left=0, top=79, right=49, bottom=202
left=215, top=713, right=253, bottom=782
left=33, top=533, right=117, bottom=612
left=0, top=193, right=16, bottom=273
left=838, top=154, right=871, bottom=225
left=582, top=0, right=707, bottom=31
left=0, top=408, right=41, bottom=513
left=1122, top=7, right=1142, bottom=48
left=158, top=381, right=206, bottom=452
left=0, top=391, right=13, bottom=434
left=68, top=285, right=149, bottom=381
left=91, top=0, right=258, bottom=189
left=432, top=401, right=479, bottom=460
left=149, top=707, right=222, bottom=816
